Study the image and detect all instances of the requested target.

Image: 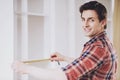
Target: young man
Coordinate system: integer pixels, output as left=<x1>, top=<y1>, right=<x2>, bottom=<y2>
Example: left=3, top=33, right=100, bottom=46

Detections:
left=12, top=1, right=117, bottom=80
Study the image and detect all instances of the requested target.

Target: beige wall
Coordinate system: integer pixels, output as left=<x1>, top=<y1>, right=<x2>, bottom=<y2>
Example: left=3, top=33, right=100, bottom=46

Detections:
left=113, top=0, right=120, bottom=80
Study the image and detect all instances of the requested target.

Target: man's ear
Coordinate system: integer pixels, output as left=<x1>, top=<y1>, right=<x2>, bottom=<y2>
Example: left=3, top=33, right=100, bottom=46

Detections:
left=101, top=19, right=107, bottom=28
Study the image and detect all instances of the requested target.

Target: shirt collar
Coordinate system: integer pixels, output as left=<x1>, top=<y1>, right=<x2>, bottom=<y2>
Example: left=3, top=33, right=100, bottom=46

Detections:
left=84, top=31, right=106, bottom=47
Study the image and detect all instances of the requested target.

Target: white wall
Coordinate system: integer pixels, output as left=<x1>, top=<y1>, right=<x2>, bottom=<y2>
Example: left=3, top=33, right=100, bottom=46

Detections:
left=0, top=0, right=14, bottom=80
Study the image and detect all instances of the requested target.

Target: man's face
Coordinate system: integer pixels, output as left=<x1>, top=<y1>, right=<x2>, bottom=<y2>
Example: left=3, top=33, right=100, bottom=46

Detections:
left=81, top=10, right=106, bottom=38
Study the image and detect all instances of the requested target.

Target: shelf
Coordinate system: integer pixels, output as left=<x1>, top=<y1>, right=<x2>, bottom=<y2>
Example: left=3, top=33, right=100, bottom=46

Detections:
left=14, top=0, right=50, bottom=80
left=28, top=12, right=47, bottom=16
left=15, top=12, right=47, bottom=16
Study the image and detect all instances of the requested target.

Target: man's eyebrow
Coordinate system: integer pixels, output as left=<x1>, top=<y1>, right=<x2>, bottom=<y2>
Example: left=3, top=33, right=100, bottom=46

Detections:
left=81, top=17, right=96, bottom=20
left=88, top=17, right=96, bottom=19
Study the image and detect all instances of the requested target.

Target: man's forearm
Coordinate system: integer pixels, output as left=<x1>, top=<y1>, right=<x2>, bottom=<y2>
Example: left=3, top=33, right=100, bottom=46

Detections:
left=26, top=65, right=67, bottom=80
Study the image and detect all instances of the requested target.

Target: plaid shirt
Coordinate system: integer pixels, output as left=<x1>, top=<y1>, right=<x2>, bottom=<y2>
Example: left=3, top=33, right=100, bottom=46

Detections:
left=62, top=31, right=117, bottom=80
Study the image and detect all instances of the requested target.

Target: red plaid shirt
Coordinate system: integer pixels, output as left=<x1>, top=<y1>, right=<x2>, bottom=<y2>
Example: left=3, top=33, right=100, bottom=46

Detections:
left=62, top=31, right=117, bottom=80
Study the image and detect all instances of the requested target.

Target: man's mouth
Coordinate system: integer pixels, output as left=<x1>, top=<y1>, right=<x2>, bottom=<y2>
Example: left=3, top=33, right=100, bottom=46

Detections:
left=84, top=28, right=91, bottom=33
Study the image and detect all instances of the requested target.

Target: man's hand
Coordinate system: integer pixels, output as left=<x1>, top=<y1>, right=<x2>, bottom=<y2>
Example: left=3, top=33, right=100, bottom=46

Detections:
left=50, top=52, right=65, bottom=62
left=12, top=61, right=29, bottom=74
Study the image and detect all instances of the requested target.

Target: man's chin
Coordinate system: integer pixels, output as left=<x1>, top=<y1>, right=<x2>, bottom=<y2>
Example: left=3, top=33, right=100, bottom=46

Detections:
left=84, top=33, right=92, bottom=38
left=84, top=32, right=89, bottom=35
left=84, top=34, right=90, bottom=37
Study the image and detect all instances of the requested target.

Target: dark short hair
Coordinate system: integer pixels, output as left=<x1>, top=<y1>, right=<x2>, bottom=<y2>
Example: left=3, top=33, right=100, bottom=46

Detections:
left=79, top=1, right=107, bottom=29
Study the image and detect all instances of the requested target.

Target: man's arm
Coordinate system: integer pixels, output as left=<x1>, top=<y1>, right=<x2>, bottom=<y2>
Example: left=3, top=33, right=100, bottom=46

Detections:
left=50, top=52, right=75, bottom=63
left=62, top=46, right=106, bottom=80
left=12, top=61, right=67, bottom=80
left=27, top=65, right=67, bottom=80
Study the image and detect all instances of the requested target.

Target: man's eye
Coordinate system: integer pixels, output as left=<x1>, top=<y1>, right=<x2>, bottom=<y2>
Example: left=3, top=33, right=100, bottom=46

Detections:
left=89, top=19, right=94, bottom=22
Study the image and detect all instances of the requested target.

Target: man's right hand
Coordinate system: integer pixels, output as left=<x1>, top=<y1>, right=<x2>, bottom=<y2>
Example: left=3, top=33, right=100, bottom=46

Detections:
left=50, top=52, right=65, bottom=62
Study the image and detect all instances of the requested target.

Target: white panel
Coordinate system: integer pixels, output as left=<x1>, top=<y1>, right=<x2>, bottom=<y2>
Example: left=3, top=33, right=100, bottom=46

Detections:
left=55, top=0, right=69, bottom=55
left=0, top=0, right=14, bottom=80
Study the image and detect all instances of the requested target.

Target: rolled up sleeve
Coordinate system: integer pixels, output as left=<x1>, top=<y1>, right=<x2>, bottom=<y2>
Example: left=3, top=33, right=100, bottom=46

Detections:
left=62, top=45, right=106, bottom=80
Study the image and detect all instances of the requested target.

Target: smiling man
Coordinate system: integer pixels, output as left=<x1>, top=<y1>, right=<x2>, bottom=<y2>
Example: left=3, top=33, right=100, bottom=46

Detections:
left=60, top=1, right=117, bottom=80
left=12, top=1, right=117, bottom=80
left=51, top=1, right=117, bottom=80
left=80, top=3, right=106, bottom=38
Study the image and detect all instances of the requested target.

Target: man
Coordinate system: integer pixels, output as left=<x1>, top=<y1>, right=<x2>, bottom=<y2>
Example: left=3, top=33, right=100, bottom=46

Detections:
left=12, top=1, right=117, bottom=80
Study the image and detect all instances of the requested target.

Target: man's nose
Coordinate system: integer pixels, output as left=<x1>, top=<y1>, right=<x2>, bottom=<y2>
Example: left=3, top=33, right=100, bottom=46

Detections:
left=83, top=21, right=89, bottom=28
